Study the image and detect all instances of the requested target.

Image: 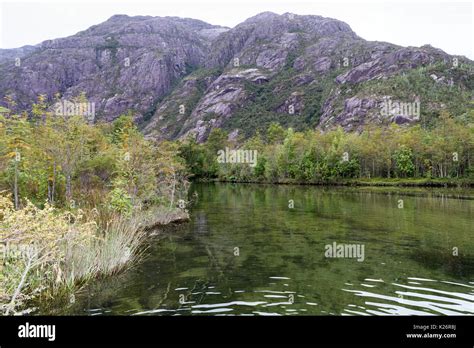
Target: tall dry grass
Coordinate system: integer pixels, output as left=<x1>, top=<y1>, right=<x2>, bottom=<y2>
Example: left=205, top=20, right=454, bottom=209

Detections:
left=0, top=195, right=147, bottom=315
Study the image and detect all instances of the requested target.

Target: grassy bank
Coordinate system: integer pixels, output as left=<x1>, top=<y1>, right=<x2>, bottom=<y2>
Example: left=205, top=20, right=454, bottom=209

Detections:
left=0, top=105, right=192, bottom=315
left=0, top=195, right=189, bottom=315
left=200, top=177, right=474, bottom=188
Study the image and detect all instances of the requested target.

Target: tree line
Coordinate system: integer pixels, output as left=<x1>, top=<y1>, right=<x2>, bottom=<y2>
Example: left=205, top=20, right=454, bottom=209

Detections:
left=179, top=111, right=474, bottom=183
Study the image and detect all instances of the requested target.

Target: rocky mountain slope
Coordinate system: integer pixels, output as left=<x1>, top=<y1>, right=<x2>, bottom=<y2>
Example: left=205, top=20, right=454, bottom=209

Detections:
left=1, top=12, right=472, bottom=141
left=0, top=15, right=227, bottom=122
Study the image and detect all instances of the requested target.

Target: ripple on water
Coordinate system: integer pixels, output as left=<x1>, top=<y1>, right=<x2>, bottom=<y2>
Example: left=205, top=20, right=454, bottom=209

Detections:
left=342, top=277, right=474, bottom=315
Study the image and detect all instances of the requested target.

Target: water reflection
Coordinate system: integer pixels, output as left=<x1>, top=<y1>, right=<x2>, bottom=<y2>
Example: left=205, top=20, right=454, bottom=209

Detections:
left=64, top=273, right=473, bottom=316
left=44, top=183, right=474, bottom=316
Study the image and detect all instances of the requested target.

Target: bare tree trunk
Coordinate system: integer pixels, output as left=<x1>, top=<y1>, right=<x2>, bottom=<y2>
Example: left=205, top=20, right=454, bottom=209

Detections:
left=47, top=182, right=52, bottom=203
left=66, top=173, right=72, bottom=201
left=169, top=170, right=176, bottom=209
left=5, top=251, right=34, bottom=315
left=14, top=159, right=19, bottom=210
left=51, top=161, right=56, bottom=204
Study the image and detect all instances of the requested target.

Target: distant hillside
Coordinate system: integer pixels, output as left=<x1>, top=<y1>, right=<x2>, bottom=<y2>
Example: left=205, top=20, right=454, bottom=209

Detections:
left=0, top=12, right=472, bottom=142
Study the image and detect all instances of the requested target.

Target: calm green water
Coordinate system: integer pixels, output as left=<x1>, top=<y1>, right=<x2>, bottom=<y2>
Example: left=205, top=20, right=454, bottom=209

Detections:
left=49, top=183, right=474, bottom=316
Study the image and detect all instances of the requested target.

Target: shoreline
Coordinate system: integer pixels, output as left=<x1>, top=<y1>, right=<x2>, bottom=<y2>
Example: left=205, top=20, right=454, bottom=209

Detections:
left=1, top=206, right=190, bottom=315
left=197, top=177, right=474, bottom=188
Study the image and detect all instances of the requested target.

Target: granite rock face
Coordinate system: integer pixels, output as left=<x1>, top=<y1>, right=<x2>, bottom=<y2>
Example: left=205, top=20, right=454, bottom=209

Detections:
left=1, top=13, right=472, bottom=141
left=0, top=15, right=227, bottom=121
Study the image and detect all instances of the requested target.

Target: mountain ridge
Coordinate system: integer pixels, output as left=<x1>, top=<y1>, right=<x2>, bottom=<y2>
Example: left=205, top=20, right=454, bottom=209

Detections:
left=0, top=12, right=472, bottom=142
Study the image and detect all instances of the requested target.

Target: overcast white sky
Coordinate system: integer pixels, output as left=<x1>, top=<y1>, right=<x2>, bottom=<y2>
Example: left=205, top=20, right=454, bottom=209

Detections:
left=0, top=0, right=472, bottom=59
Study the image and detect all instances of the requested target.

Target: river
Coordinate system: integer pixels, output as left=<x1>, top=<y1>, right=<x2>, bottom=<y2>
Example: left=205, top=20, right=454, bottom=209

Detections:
left=45, top=182, right=474, bottom=316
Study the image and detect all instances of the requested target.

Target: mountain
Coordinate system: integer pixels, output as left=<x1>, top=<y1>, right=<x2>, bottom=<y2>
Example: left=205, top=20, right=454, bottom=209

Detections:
left=0, top=15, right=227, bottom=122
left=0, top=12, right=473, bottom=141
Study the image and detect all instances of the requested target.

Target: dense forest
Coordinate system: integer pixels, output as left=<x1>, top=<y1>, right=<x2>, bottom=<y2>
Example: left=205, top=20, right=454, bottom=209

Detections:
left=180, top=110, right=474, bottom=184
